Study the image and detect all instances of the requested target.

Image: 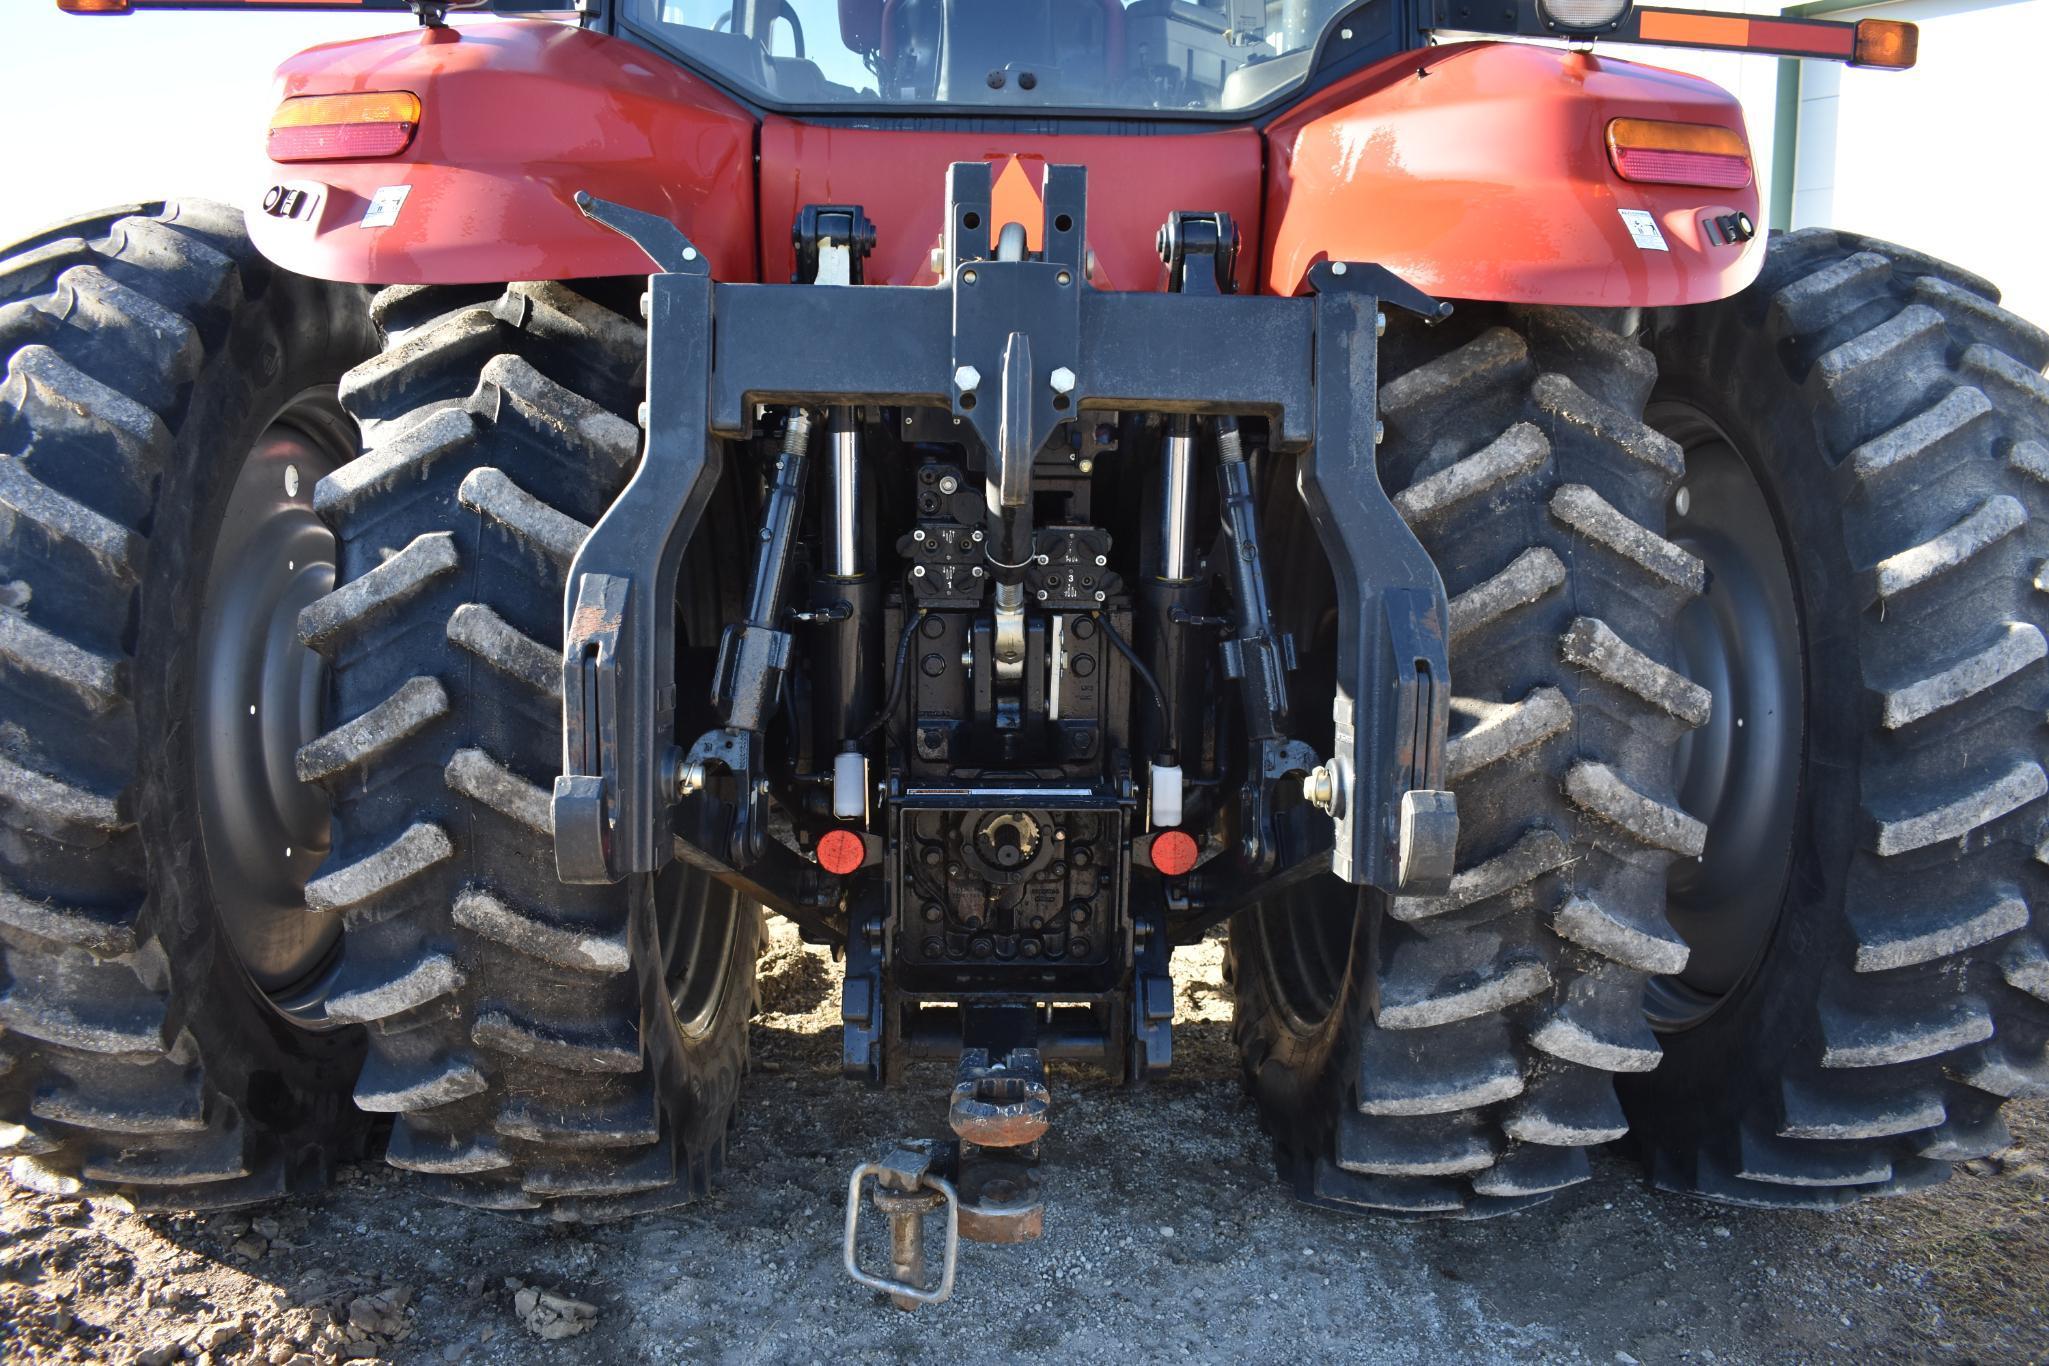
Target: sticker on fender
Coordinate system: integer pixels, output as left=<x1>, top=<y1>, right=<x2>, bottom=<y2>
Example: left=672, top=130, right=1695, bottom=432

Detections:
left=1618, top=209, right=1670, bottom=252
left=361, top=185, right=411, bottom=229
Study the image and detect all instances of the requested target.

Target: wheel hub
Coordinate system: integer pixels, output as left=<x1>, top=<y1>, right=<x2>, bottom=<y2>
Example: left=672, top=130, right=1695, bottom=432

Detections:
left=1648, top=405, right=1805, bottom=1032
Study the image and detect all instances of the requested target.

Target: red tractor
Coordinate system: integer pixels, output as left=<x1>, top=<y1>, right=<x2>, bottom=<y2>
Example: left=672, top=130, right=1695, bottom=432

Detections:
left=4, top=0, right=2043, bottom=1307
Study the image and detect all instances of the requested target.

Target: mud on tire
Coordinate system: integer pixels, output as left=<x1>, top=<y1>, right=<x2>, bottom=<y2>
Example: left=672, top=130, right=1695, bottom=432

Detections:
left=1626, top=231, right=2049, bottom=1203
left=1232, top=305, right=1706, bottom=1215
left=304, top=281, right=759, bottom=1219
left=0, top=203, right=376, bottom=1205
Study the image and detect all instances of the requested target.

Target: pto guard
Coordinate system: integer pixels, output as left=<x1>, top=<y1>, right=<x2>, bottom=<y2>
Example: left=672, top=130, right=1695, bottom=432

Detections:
left=247, top=18, right=757, bottom=285
left=1263, top=41, right=1766, bottom=306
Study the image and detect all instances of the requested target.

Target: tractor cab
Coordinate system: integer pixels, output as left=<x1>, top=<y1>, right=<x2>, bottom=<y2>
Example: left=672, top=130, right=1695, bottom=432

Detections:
left=626, top=0, right=1350, bottom=110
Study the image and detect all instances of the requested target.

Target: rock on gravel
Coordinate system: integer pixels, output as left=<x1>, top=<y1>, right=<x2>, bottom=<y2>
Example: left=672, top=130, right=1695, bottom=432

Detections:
left=513, top=1285, right=599, bottom=1340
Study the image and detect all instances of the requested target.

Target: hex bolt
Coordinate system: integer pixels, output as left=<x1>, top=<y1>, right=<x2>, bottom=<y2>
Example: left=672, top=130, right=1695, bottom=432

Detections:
left=939, top=475, right=960, bottom=494
left=1303, top=763, right=1343, bottom=816
left=1375, top=310, right=1387, bottom=337
left=1374, top=420, right=1386, bottom=446
left=1049, top=366, right=1077, bottom=395
left=1674, top=486, right=1692, bottom=517
left=954, top=364, right=982, bottom=394
left=675, top=760, right=707, bottom=797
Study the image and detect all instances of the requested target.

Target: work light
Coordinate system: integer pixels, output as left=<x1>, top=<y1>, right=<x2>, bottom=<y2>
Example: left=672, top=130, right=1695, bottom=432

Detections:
left=1538, top=0, right=1632, bottom=33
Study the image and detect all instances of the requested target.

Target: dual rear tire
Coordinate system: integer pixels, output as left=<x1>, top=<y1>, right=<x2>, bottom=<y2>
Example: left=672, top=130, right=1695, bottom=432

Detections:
left=0, top=207, right=757, bottom=1217
left=1236, top=230, right=2049, bottom=1214
left=4, top=206, right=2043, bottom=1221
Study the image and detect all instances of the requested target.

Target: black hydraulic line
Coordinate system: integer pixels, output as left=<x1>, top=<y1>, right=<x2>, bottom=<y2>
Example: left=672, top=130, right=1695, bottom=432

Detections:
left=861, top=607, right=929, bottom=740
left=1096, top=611, right=1173, bottom=758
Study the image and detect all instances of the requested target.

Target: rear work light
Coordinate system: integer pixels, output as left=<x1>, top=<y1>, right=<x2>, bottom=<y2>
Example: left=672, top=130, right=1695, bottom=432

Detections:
left=1539, top=0, right=1632, bottom=34
left=1606, top=118, right=1752, bottom=190
left=269, top=92, right=422, bottom=163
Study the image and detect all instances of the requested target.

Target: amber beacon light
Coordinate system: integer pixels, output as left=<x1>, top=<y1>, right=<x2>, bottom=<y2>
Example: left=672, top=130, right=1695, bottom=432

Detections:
left=268, top=92, right=423, bottom=163
left=1853, top=18, right=1918, bottom=69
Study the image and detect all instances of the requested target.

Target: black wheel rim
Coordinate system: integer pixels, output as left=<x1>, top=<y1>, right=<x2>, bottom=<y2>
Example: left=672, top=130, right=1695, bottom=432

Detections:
left=193, top=389, right=354, bottom=1021
left=661, top=867, right=746, bottom=1041
left=1246, top=447, right=1356, bottom=1036
left=1646, top=402, right=1806, bottom=1032
left=1251, top=878, right=1358, bottom=1034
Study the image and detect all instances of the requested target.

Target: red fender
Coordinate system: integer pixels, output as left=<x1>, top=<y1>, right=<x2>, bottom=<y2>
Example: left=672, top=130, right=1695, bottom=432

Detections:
left=1262, top=42, right=1765, bottom=305
left=249, top=19, right=759, bottom=285
left=252, top=21, right=1760, bottom=309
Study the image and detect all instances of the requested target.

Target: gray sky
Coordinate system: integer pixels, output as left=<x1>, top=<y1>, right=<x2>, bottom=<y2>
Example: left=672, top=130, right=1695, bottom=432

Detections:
left=2, top=5, right=407, bottom=245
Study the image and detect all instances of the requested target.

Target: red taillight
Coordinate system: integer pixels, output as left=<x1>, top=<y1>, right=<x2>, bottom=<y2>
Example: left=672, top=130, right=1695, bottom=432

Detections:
left=269, top=92, right=421, bottom=163
left=817, top=829, right=865, bottom=876
left=1150, top=830, right=1199, bottom=877
left=1606, top=118, right=1752, bottom=190
left=1610, top=147, right=1753, bottom=190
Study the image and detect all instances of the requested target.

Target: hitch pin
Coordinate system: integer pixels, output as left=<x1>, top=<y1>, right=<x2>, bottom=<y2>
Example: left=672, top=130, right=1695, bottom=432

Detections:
left=844, top=1144, right=960, bottom=1310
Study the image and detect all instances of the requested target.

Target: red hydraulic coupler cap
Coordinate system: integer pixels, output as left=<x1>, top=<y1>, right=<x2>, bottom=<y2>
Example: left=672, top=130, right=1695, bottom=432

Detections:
left=817, top=829, right=865, bottom=876
left=1151, top=830, right=1199, bottom=877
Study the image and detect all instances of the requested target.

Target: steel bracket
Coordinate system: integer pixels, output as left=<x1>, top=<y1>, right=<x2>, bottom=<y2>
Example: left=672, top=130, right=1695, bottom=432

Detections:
left=556, top=172, right=1457, bottom=910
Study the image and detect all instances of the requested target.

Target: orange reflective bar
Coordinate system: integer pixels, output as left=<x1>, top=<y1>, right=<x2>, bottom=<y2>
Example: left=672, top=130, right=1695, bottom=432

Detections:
left=1635, top=8, right=1864, bottom=60
left=1637, top=10, right=1749, bottom=46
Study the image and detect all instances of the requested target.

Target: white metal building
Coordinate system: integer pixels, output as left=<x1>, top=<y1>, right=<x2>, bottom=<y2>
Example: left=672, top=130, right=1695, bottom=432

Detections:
left=1625, top=0, right=2048, bottom=326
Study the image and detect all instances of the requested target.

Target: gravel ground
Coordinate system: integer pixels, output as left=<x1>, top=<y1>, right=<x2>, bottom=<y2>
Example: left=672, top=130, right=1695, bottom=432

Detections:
left=4, top=922, right=2046, bottom=1364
